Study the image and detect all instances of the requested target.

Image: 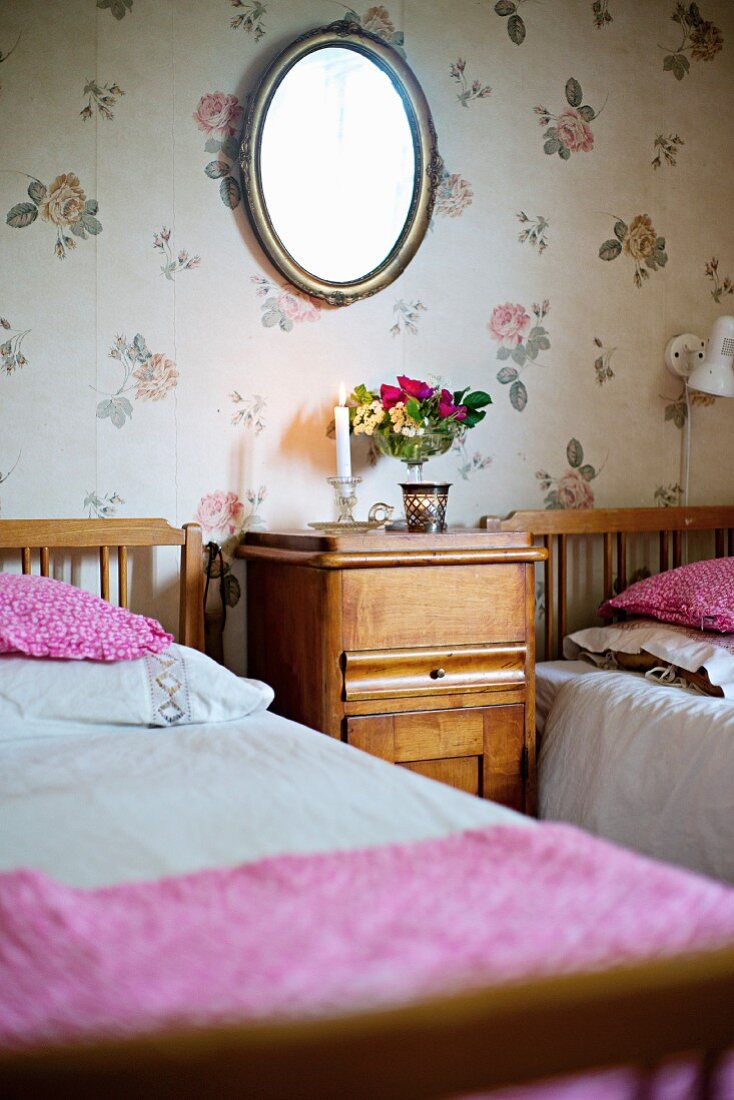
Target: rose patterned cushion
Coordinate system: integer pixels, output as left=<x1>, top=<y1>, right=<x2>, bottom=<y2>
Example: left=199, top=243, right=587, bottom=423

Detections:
left=598, top=557, right=734, bottom=634
left=0, top=573, right=173, bottom=661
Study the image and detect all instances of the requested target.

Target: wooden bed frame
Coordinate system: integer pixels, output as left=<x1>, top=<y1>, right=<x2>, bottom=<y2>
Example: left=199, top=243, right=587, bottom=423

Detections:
left=484, top=506, right=734, bottom=659
left=1, top=514, right=734, bottom=1098
left=0, top=518, right=205, bottom=652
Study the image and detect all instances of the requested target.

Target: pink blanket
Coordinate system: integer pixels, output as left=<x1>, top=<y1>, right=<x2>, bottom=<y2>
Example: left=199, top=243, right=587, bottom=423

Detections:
left=2, top=823, right=734, bottom=1098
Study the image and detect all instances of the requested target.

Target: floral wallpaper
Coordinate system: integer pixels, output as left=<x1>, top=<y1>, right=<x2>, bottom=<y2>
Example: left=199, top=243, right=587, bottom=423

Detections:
left=0, top=0, right=732, bottom=671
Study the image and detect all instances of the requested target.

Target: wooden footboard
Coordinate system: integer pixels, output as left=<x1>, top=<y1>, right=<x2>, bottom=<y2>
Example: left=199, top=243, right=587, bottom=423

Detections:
left=0, top=518, right=205, bottom=651
left=483, top=507, right=734, bottom=659
left=1, top=942, right=733, bottom=1099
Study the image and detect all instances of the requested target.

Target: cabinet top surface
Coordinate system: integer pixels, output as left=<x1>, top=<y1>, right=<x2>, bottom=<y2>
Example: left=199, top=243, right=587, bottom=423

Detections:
left=236, top=529, right=546, bottom=568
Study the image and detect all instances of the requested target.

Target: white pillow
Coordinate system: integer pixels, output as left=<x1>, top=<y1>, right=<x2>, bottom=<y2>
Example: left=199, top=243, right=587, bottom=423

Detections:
left=564, top=620, right=734, bottom=699
left=0, top=644, right=274, bottom=728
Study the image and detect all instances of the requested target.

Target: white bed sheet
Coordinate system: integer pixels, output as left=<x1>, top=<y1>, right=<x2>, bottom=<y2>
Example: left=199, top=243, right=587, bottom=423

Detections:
left=0, top=710, right=528, bottom=888
left=538, top=670, right=734, bottom=882
left=535, top=659, right=604, bottom=734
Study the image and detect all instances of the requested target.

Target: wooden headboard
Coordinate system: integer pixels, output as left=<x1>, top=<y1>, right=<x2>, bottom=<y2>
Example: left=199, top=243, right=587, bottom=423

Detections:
left=483, top=506, right=734, bottom=660
left=0, top=518, right=205, bottom=652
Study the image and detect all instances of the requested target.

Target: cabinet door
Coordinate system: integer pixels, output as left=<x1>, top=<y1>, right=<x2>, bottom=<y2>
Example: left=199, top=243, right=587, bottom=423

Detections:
left=346, top=705, right=526, bottom=809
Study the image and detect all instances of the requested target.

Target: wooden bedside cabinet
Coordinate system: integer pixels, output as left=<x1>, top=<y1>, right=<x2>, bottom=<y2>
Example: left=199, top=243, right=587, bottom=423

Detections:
left=236, top=530, right=545, bottom=814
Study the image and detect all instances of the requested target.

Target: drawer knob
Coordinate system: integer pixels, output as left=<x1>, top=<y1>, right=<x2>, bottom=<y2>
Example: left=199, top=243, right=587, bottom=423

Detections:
left=430, top=667, right=447, bottom=680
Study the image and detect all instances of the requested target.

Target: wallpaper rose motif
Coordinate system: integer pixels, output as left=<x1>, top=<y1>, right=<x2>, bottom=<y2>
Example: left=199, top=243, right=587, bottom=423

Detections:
left=705, top=258, right=733, bottom=303
left=537, top=439, right=602, bottom=510
left=516, top=212, right=549, bottom=254
left=0, top=316, right=29, bottom=376
left=599, top=214, right=668, bottom=288
left=229, top=1, right=266, bottom=38
left=80, top=80, right=124, bottom=121
left=660, top=3, right=723, bottom=80
left=153, top=228, right=200, bottom=280
left=434, top=169, right=473, bottom=218
left=251, top=275, right=321, bottom=331
left=195, top=488, right=266, bottom=609
left=490, top=301, right=551, bottom=411
left=84, top=490, right=123, bottom=518
left=343, top=6, right=406, bottom=57
left=6, top=173, right=102, bottom=258
left=652, top=132, right=684, bottom=169
left=535, top=79, right=600, bottom=160
left=449, top=59, right=491, bottom=107
left=593, top=337, right=616, bottom=385
left=230, top=392, right=266, bottom=432
left=592, top=1, right=613, bottom=28
left=195, top=93, right=243, bottom=210
left=390, top=300, right=426, bottom=336
left=97, top=334, right=178, bottom=428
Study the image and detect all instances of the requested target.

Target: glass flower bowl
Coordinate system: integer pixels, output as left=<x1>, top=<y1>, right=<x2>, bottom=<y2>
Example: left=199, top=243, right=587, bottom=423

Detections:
left=373, top=430, right=454, bottom=481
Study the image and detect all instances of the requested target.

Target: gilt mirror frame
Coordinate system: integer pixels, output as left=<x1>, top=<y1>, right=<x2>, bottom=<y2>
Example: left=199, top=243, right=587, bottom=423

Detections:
left=240, top=20, right=442, bottom=307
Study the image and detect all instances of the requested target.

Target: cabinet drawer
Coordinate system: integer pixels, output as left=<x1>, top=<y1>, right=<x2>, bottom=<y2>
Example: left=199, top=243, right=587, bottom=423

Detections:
left=347, top=705, right=526, bottom=807
left=343, top=644, right=525, bottom=701
left=341, top=564, right=526, bottom=651
left=400, top=756, right=480, bottom=796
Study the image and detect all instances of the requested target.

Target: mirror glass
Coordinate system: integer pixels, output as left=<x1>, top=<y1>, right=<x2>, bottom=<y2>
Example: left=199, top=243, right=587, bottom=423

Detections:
left=260, top=47, right=416, bottom=284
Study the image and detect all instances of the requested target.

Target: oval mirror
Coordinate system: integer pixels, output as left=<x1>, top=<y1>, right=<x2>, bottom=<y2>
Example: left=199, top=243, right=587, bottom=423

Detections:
left=240, top=21, right=441, bottom=306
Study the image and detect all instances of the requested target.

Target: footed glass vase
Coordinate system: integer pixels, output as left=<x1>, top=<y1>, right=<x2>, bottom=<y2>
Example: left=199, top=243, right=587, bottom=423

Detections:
left=373, top=431, right=454, bottom=532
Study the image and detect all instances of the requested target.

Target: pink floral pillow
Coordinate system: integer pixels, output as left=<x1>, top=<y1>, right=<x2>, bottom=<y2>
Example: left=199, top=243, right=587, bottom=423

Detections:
left=598, top=557, right=734, bottom=633
left=0, top=574, right=173, bottom=661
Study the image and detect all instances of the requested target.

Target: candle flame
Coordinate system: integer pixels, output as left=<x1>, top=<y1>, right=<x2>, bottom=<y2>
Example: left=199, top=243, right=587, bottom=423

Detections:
left=338, top=382, right=347, bottom=406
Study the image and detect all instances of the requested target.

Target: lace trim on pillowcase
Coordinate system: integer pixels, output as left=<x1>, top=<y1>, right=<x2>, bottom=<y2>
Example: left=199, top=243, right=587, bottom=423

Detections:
left=144, top=645, right=192, bottom=725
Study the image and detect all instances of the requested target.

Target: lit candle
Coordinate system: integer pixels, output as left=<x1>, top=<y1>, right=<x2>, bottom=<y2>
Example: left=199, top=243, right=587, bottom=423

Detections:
left=334, top=383, right=352, bottom=480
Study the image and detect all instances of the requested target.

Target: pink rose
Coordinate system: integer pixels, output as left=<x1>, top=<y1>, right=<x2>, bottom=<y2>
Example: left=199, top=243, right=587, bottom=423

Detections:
left=276, top=289, right=320, bottom=323
left=556, top=469, right=595, bottom=510
left=438, top=388, right=467, bottom=420
left=397, top=375, right=434, bottom=401
left=435, top=173, right=473, bottom=218
left=555, top=109, right=594, bottom=153
left=193, top=92, right=243, bottom=137
left=380, top=384, right=404, bottom=409
left=194, top=491, right=246, bottom=539
left=487, top=302, right=532, bottom=347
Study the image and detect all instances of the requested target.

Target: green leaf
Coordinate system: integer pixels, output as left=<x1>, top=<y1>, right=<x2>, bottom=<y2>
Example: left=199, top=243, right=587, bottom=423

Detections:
left=578, top=105, right=595, bottom=122
left=497, top=365, right=518, bottom=384
left=71, top=222, right=87, bottom=238
left=280, top=317, right=294, bottom=333
left=205, top=160, right=229, bottom=179
left=117, top=396, right=133, bottom=416
left=655, top=249, right=668, bottom=268
left=406, top=396, right=421, bottom=421
left=96, top=399, right=113, bottom=419
left=566, top=438, right=583, bottom=468
left=565, top=77, right=583, bottom=108
left=528, top=326, right=546, bottom=339
left=85, top=199, right=99, bottom=215
left=526, top=342, right=539, bottom=361
left=509, top=379, right=527, bottom=411
left=261, top=310, right=280, bottom=327
left=544, top=137, right=562, bottom=156
left=133, top=333, right=150, bottom=360
left=599, top=239, right=622, bottom=261
left=204, top=138, right=223, bottom=154
left=27, top=180, right=46, bottom=204
left=558, top=145, right=571, bottom=161
left=536, top=335, right=551, bottom=351
left=463, top=408, right=486, bottom=428
left=496, top=346, right=512, bottom=361
left=579, top=464, right=596, bottom=481
left=221, top=135, right=240, bottom=161
left=81, top=214, right=102, bottom=235
left=6, top=202, right=38, bottom=228
left=511, top=344, right=527, bottom=366
left=219, top=176, right=241, bottom=209
left=494, top=0, right=516, bottom=14
left=613, top=220, right=628, bottom=242
left=463, top=389, right=492, bottom=407
left=663, top=55, right=676, bottom=71
left=507, top=13, right=525, bottom=44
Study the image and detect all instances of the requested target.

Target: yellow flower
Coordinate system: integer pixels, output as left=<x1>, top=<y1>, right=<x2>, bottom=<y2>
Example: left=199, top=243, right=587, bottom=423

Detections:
left=622, top=215, right=657, bottom=262
left=40, top=173, right=86, bottom=227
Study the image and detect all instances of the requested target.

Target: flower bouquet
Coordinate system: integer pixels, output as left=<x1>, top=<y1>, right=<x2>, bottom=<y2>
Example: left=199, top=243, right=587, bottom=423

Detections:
left=350, top=375, right=491, bottom=481
left=349, top=375, right=491, bottom=532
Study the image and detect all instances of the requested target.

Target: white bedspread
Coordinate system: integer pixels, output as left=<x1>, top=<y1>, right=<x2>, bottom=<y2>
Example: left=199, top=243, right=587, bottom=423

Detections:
left=539, top=671, right=734, bottom=882
left=0, top=711, right=528, bottom=888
